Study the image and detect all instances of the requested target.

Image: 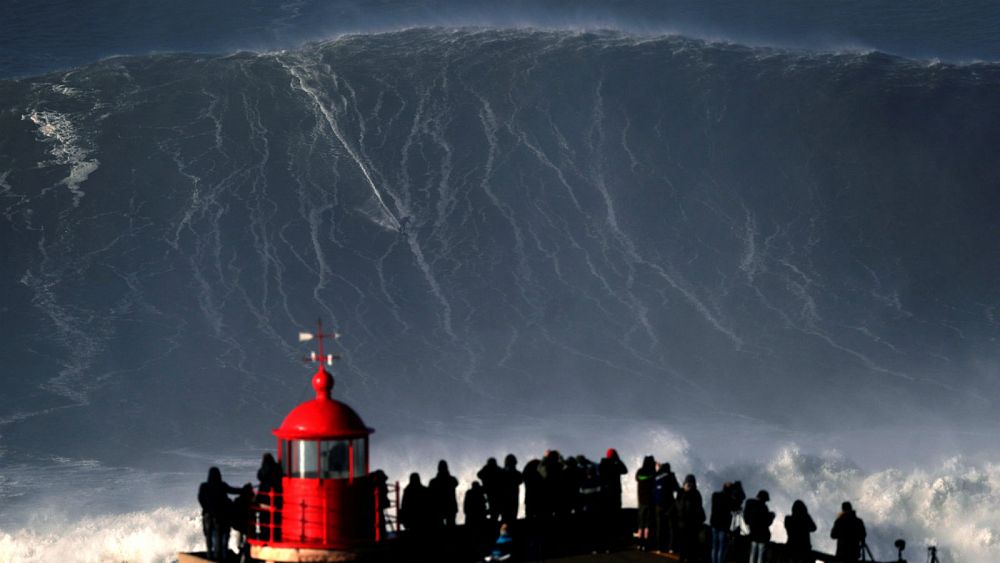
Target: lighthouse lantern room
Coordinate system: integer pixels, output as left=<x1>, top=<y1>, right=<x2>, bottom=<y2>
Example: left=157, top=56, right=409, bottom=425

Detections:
left=249, top=324, right=379, bottom=562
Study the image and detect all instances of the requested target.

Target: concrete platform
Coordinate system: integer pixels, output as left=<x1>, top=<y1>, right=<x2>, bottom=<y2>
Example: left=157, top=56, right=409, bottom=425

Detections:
left=544, top=550, right=680, bottom=562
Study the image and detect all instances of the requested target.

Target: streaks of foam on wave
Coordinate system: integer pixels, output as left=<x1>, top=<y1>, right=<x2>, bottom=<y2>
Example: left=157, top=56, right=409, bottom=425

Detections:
left=18, top=266, right=104, bottom=405
left=586, top=76, right=744, bottom=351
left=390, top=81, right=458, bottom=342
left=24, top=111, right=98, bottom=208
left=281, top=54, right=401, bottom=232
left=475, top=93, right=534, bottom=304
left=739, top=207, right=762, bottom=283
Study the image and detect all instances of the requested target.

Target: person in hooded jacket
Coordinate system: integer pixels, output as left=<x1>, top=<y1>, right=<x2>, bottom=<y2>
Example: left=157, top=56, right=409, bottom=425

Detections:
left=831, top=502, right=867, bottom=562
left=635, top=455, right=657, bottom=550
left=675, top=474, right=705, bottom=563
left=198, top=467, right=245, bottom=561
left=743, top=490, right=774, bottom=563
left=401, top=473, right=430, bottom=535
left=654, top=462, right=680, bottom=553
left=429, top=460, right=460, bottom=527
left=784, top=499, right=817, bottom=563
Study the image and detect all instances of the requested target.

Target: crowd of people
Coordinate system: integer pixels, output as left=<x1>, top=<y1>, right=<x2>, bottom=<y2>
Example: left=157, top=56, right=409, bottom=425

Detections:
left=391, top=449, right=870, bottom=562
left=197, top=448, right=872, bottom=563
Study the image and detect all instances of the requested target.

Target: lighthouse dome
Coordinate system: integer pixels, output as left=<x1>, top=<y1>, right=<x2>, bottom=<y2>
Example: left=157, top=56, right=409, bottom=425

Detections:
left=273, top=365, right=373, bottom=439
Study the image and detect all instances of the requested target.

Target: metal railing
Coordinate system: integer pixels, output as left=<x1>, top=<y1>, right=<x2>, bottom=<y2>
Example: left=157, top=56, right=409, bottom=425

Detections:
left=246, top=480, right=400, bottom=550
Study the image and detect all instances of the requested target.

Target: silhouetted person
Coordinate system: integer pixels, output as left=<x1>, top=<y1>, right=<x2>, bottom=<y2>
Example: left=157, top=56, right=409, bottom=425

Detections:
left=730, top=480, right=747, bottom=546
left=598, top=448, right=628, bottom=513
left=654, top=462, right=680, bottom=553
left=744, top=490, right=774, bottom=563
left=831, top=501, right=866, bottom=562
left=429, top=460, right=459, bottom=527
left=784, top=500, right=817, bottom=563
left=464, top=481, right=491, bottom=557
left=401, top=473, right=430, bottom=534
left=499, top=454, right=523, bottom=524
left=255, top=453, right=283, bottom=541
left=578, top=460, right=603, bottom=552
left=464, top=481, right=488, bottom=527
left=636, top=455, right=657, bottom=550
left=598, top=448, right=628, bottom=549
left=538, top=449, right=568, bottom=517
left=198, top=467, right=243, bottom=561
left=579, top=460, right=602, bottom=512
left=522, top=458, right=542, bottom=519
left=478, top=457, right=503, bottom=522
left=710, top=482, right=734, bottom=563
left=230, top=484, right=255, bottom=558
left=562, top=454, right=582, bottom=515
left=675, top=474, right=705, bottom=563
left=371, top=469, right=390, bottom=539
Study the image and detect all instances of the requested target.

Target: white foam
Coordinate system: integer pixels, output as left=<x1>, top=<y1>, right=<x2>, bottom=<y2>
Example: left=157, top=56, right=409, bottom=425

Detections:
left=704, top=447, right=1000, bottom=562
left=0, top=507, right=202, bottom=563
left=24, top=110, right=98, bottom=207
left=0, top=436, right=997, bottom=562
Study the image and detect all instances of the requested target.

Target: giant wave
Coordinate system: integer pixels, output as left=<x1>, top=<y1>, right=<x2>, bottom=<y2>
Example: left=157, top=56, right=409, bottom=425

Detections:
left=0, top=28, right=998, bottom=560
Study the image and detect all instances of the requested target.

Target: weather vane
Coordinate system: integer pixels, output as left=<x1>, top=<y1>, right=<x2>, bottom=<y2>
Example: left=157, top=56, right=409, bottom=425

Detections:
left=298, top=318, right=341, bottom=367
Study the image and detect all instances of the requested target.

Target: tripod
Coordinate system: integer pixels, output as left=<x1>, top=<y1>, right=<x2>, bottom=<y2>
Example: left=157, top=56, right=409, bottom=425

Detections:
left=860, top=541, right=876, bottom=561
left=927, top=546, right=940, bottom=563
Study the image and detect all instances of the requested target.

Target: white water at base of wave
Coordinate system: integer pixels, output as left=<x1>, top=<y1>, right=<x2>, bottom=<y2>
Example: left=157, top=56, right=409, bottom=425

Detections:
left=0, top=436, right=997, bottom=562
left=0, top=507, right=202, bottom=563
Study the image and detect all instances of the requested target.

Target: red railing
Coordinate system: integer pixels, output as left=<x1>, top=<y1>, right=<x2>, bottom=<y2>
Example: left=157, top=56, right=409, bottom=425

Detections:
left=246, top=480, right=399, bottom=550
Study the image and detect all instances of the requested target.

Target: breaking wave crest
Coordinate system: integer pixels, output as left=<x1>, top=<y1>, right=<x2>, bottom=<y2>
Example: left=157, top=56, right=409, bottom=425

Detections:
left=24, top=110, right=98, bottom=207
left=709, top=448, right=1000, bottom=562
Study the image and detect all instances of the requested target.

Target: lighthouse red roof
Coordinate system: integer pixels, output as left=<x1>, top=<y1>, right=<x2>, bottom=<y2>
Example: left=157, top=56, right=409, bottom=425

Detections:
left=274, top=365, right=373, bottom=439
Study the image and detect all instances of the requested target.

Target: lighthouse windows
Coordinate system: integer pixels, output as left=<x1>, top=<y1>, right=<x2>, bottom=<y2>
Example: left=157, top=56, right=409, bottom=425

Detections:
left=281, top=438, right=368, bottom=479
left=286, top=439, right=321, bottom=478
left=353, top=438, right=367, bottom=477
left=320, top=440, right=350, bottom=478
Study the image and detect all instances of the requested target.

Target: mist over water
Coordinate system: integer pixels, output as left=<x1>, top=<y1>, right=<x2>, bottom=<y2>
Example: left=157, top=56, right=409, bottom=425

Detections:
left=1, top=9, right=999, bottom=563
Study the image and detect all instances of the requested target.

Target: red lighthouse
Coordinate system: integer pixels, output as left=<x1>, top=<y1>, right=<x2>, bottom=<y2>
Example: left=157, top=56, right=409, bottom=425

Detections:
left=249, top=324, right=382, bottom=563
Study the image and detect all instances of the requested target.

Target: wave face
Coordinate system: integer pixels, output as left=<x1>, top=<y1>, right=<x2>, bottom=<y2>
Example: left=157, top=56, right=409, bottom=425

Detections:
left=0, top=29, right=998, bottom=559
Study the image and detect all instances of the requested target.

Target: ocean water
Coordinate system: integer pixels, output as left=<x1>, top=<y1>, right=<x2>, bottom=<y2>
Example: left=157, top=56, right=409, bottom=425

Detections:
left=1, top=3, right=999, bottom=562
